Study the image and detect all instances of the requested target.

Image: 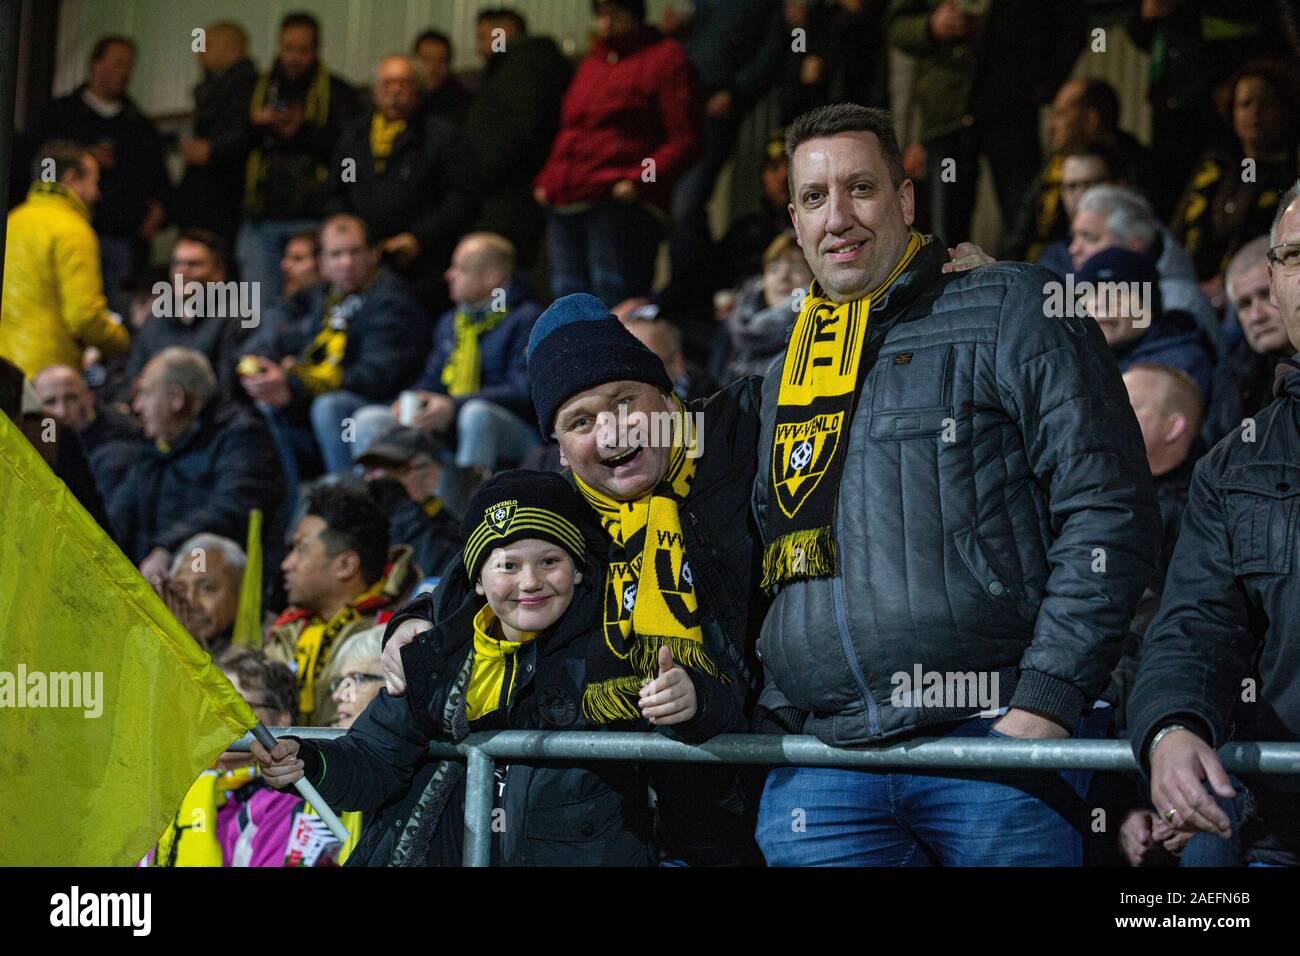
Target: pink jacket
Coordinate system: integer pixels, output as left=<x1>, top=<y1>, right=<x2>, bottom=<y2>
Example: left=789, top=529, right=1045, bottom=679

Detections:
left=217, top=780, right=342, bottom=867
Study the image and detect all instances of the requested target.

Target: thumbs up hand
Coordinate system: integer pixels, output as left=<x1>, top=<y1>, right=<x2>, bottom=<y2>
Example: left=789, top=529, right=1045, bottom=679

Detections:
left=638, top=645, right=698, bottom=725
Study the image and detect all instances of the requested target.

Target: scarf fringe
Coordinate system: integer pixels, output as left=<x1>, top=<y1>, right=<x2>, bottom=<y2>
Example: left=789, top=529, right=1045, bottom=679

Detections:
left=582, top=676, right=645, bottom=723
left=761, top=526, right=837, bottom=590
left=630, top=634, right=731, bottom=685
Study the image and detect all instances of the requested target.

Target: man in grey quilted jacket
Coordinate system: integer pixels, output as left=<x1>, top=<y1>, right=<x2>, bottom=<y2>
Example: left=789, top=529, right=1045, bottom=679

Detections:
left=751, top=103, right=1160, bottom=866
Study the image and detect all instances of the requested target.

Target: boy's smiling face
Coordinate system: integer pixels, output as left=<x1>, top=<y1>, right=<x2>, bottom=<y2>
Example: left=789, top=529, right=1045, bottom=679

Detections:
left=475, top=539, right=582, bottom=640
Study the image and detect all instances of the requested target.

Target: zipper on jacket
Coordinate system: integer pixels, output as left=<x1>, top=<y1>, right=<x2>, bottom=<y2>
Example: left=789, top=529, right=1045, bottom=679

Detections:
left=685, top=507, right=742, bottom=619
left=830, top=513, right=881, bottom=737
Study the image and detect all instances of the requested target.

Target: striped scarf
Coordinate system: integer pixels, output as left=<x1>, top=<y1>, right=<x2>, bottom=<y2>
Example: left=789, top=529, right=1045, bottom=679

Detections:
left=368, top=112, right=407, bottom=173
left=761, top=231, right=925, bottom=589
left=292, top=281, right=371, bottom=396
left=575, top=400, right=726, bottom=722
left=441, top=308, right=509, bottom=397
left=244, top=62, right=332, bottom=215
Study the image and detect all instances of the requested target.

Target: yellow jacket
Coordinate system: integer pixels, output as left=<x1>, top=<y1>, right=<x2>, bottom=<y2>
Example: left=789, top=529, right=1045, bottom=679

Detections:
left=0, top=184, right=129, bottom=378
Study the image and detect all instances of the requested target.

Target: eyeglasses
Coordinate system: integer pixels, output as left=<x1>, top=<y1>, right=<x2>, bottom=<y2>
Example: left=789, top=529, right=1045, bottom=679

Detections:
left=328, top=672, right=385, bottom=694
left=1267, top=242, right=1300, bottom=273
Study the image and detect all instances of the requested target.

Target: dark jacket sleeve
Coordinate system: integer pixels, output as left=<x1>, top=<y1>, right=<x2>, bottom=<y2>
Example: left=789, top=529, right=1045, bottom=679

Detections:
left=467, top=40, right=570, bottom=189
left=644, top=45, right=700, bottom=190
left=245, top=289, right=313, bottom=360
left=152, top=414, right=282, bottom=553
left=339, top=289, right=430, bottom=400
left=137, top=114, right=173, bottom=212
left=993, top=266, right=1162, bottom=726
left=106, top=457, right=143, bottom=560
left=48, top=421, right=110, bottom=533
left=371, top=478, right=463, bottom=581
left=320, top=121, right=358, bottom=219
left=886, top=0, right=941, bottom=57
left=406, top=122, right=479, bottom=256
left=658, top=664, right=743, bottom=743
left=304, top=689, right=433, bottom=813
left=312, top=76, right=359, bottom=166
left=1127, top=456, right=1255, bottom=771
left=730, top=0, right=787, bottom=102
left=414, top=309, right=456, bottom=394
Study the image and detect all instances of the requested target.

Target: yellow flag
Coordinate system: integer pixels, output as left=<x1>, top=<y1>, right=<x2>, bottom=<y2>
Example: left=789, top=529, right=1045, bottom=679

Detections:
left=0, top=410, right=257, bottom=866
left=233, top=508, right=263, bottom=648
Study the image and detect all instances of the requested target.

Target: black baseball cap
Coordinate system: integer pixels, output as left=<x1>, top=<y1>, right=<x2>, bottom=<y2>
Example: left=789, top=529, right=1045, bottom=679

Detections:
left=354, top=425, right=448, bottom=467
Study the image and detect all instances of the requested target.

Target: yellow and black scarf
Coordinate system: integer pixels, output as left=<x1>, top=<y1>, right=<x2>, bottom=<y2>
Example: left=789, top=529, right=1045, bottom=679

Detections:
left=369, top=112, right=407, bottom=174
left=762, top=231, right=925, bottom=590
left=576, top=399, right=726, bottom=722
left=28, top=181, right=90, bottom=220
left=244, top=62, right=332, bottom=215
left=441, top=308, right=510, bottom=397
left=293, top=576, right=386, bottom=719
left=292, top=280, right=372, bottom=396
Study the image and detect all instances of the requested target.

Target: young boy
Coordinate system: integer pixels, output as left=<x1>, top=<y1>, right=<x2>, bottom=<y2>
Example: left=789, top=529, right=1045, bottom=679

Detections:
left=254, top=470, right=734, bottom=865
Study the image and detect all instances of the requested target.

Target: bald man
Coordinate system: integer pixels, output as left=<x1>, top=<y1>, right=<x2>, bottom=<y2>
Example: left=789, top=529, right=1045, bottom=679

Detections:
left=32, top=363, right=143, bottom=492
left=325, top=53, right=477, bottom=306
left=351, top=232, right=544, bottom=473
left=175, top=20, right=257, bottom=244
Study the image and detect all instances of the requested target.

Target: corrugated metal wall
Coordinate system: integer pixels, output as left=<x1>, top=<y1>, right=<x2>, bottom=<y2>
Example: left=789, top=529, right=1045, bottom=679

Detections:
left=51, top=0, right=1153, bottom=248
left=53, top=0, right=627, bottom=115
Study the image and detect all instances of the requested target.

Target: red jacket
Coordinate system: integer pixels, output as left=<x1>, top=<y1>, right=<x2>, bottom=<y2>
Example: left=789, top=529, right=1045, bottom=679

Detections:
left=534, top=28, right=699, bottom=212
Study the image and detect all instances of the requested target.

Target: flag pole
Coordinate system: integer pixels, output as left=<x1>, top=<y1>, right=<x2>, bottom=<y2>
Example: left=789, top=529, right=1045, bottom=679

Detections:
left=250, top=722, right=350, bottom=844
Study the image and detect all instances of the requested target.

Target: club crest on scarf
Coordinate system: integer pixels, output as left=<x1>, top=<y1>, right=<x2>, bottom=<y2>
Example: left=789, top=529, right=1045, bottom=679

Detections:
left=602, top=558, right=638, bottom=654
left=772, top=411, right=844, bottom=518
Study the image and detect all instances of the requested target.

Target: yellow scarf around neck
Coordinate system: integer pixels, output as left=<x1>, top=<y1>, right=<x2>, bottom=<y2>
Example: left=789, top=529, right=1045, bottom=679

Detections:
left=441, top=308, right=510, bottom=397
left=762, top=231, right=925, bottom=590
left=575, top=398, right=726, bottom=722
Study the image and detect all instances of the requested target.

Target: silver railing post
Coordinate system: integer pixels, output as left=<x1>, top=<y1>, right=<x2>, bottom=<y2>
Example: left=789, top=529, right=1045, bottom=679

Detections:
left=462, top=746, right=495, bottom=868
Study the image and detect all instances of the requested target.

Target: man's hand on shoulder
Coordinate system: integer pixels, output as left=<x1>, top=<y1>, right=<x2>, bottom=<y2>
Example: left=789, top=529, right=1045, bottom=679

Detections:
left=942, top=242, right=996, bottom=274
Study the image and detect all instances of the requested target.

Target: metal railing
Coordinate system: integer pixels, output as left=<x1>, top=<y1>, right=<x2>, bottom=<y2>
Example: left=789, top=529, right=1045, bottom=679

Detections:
left=231, top=728, right=1300, bottom=867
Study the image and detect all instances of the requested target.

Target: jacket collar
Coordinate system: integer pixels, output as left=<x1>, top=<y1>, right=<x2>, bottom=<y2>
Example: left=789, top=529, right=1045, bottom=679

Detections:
left=27, top=182, right=91, bottom=222
left=1273, top=354, right=1300, bottom=399
left=150, top=398, right=218, bottom=458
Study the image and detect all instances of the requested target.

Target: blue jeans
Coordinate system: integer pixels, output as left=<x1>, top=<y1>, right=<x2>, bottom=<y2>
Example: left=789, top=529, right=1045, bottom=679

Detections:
left=756, top=713, right=1103, bottom=866
left=455, top=399, right=539, bottom=471
left=354, top=399, right=539, bottom=472
left=547, top=201, right=663, bottom=306
left=236, top=217, right=319, bottom=298
left=310, top=390, right=384, bottom=475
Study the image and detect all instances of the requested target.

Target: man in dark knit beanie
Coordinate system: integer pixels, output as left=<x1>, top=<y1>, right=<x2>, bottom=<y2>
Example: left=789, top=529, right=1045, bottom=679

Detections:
left=527, top=292, right=767, bottom=865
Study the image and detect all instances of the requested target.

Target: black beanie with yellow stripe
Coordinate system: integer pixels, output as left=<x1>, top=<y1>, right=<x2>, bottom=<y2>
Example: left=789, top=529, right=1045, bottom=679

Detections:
left=462, top=470, right=588, bottom=582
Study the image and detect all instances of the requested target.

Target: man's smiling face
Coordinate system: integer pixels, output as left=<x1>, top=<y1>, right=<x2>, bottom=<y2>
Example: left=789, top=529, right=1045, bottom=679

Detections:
left=788, top=131, right=914, bottom=305
left=553, top=380, right=675, bottom=501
